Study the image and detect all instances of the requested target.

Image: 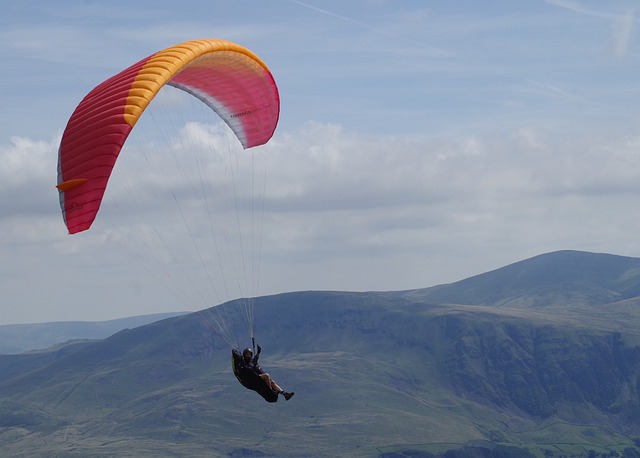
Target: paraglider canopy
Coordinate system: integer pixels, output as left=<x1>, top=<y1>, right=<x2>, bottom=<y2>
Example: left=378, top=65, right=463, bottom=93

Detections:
left=56, top=38, right=280, bottom=235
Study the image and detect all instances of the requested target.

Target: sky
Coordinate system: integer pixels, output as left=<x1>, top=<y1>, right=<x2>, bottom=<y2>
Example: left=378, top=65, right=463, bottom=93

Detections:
left=1, top=0, right=640, bottom=325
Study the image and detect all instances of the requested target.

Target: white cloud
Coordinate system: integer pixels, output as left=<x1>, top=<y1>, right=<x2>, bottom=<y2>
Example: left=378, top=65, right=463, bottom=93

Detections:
left=543, top=0, right=611, bottom=19
left=609, top=9, right=635, bottom=58
left=3, top=118, right=640, bottom=323
left=0, top=135, right=60, bottom=225
left=0, top=136, right=54, bottom=186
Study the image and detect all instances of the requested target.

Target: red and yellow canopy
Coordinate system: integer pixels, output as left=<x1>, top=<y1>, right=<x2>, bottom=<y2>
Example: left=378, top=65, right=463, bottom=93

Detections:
left=57, top=39, right=280, bottom=234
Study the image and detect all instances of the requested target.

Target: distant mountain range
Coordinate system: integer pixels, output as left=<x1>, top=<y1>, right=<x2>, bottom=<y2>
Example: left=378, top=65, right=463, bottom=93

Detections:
left=2, top=250, right=640, bottom=457
left=0, top=312, right=188, bottom=354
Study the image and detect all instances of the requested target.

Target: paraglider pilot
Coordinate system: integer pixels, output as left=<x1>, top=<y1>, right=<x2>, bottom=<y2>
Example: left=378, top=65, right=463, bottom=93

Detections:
left=232, top=345, right=294, bottom=402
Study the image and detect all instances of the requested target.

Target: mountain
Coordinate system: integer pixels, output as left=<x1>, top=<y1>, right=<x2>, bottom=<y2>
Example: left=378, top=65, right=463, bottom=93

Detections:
left=2, top=251, right=640, bottom=457
left=404, top=250, right=640, bottom=307
left=0, top=312, right=188, bottom=354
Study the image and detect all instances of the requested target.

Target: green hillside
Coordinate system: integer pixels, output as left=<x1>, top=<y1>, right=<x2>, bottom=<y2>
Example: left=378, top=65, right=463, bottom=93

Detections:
left=2, top=251, right=640, bottom=457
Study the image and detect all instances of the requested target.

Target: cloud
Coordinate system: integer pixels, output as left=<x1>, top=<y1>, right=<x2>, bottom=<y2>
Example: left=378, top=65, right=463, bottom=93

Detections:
left=107, top=119, right=640, bottom=267
left=543, top=1, right=636, bottom=58
left=284, top=0, right=452, bottom=58
left=543, top=0, right=611, bottom=19
left=3, top=118, right=640, bottom=323
left=523, top=79, right=584, bottom=103
left=608, top=9, right=635, bottom=58
left=0, top=135, right=59, bottom=219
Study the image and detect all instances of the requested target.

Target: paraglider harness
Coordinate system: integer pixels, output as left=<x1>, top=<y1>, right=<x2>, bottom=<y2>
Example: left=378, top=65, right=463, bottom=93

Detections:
left=231, top=338, right=278, bottom=403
